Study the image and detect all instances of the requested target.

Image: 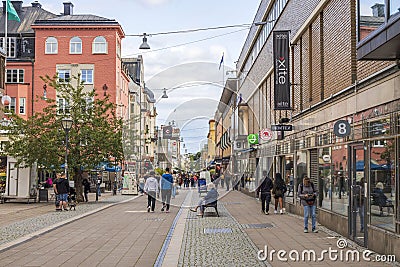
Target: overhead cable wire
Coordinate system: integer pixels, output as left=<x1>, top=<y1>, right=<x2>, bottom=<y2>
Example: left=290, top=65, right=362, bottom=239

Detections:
left=125, top=23, right=252, bottom=36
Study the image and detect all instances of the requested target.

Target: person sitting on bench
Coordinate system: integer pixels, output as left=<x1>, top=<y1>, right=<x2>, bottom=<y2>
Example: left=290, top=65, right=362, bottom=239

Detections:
left=190, top=183, right=218, bottom=216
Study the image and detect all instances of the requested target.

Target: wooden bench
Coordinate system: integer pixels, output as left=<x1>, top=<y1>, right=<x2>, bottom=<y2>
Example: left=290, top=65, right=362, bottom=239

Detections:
left=202, top=200, right=219, bottom=218
left=371, top=192, right=394, bottom=216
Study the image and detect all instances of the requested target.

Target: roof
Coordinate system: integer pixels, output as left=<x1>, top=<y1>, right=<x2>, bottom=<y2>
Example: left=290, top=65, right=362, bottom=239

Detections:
left=0, top=5, right=56, bottom=34
left=33, top=14, right=119, bottom=26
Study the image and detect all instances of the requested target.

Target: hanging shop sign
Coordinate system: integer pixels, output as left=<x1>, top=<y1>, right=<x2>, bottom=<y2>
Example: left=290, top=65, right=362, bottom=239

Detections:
left=260, top=128, right=273, bottom=141
left=273, top=30, right=291, bottom=110
left=271, top=125, right=293, bottom=131
left=333, top=120, right=351, bottom=137
left=247, top=134, right=259, bottom=145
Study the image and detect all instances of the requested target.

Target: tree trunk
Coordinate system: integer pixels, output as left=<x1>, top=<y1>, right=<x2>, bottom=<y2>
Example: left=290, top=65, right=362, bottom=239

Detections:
left=74, top=168, right=84, bottom=202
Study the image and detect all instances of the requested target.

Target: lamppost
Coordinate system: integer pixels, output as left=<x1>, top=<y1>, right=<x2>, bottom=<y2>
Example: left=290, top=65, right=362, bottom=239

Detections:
left=61, top=117, right=73, bottom=179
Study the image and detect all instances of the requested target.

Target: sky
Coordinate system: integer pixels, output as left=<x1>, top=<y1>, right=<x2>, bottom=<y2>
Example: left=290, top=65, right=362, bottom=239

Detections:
left=41, top=0, right=261, bottom=153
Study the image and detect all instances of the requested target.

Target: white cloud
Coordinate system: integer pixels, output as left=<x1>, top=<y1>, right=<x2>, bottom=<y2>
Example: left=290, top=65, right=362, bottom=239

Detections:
left=135, top=0, right=173, bottom=7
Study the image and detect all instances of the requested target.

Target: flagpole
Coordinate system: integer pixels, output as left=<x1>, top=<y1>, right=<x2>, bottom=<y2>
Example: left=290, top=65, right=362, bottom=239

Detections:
left=5, top=0, right=8, bottom=65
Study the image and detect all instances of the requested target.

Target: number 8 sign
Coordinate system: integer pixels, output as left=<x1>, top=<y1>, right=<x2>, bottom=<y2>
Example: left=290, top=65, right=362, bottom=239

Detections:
left=333, top=120, right=351, bottom=137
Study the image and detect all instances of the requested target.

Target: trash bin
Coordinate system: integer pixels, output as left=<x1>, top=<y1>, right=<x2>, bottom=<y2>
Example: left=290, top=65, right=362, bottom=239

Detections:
left=38, top=189, right=48, bottom=202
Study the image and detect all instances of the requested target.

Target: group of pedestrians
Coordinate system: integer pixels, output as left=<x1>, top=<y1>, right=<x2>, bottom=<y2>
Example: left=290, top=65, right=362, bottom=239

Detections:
left=256, top=171, right=318, bottom=233
left=143, top=167, right=174, bottom=213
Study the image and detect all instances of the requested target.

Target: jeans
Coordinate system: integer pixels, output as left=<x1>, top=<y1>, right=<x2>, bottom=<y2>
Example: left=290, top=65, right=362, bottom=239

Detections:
left=303, top=205, right=317, bottom=230
left=260, top=193, right=271, bottom=213
left=97, top=185, right=101, bottom=196
left=161, top=189, right=172, bottom=211
left=147, top=191, right=156, bottom=211
left=172, top=185, right=176, bottom=198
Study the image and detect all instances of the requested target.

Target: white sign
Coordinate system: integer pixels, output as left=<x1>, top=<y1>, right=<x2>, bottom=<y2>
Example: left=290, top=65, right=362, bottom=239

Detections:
left=260, top=128, right=273, bottom=141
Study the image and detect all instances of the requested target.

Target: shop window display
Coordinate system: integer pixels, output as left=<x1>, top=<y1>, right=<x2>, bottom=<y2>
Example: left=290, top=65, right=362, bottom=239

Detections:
left=369, top=138, right=396, bottom=232
left=331, top=147, right=349, bottom=216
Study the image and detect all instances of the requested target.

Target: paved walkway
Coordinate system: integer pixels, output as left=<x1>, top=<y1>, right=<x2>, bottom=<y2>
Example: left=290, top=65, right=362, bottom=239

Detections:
left=0, top=189, right=398, bottom=266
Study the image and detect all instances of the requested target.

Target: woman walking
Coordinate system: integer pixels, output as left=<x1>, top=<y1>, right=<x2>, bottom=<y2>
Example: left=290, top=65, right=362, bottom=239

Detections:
left=273, top=173, right=286, bottom=214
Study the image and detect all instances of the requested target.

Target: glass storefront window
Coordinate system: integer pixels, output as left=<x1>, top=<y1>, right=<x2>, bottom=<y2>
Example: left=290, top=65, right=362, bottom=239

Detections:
left=358, top=0, right=385, bottom=41
left=284, top=155, right=294, bottom=202
left=369, top=138, right=395, bottom=232
left=331, top=146, right=349, bottom=216
left=319, top=147, right=332, bottom=210
left=389, top=0, right=400, bottom=17
left=296, top=151, right=307, bottom=198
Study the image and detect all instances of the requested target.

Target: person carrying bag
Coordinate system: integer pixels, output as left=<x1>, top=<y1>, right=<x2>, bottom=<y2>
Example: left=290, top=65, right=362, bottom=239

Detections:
left=298, top=176, right=318, bottom=233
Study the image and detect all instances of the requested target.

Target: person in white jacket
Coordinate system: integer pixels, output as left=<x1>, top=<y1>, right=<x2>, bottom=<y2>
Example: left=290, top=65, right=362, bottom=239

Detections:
left=144, top=170, right=159, bottom=212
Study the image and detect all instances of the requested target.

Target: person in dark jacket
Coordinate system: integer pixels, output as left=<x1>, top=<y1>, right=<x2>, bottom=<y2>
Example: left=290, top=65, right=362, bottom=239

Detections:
left=190, top=183, right=218, bottom=216
left=82, top=178, right=90, bottom=202
left=256, top=171, right=273, bottom=215
left=53, top=172, right=70, bottom=211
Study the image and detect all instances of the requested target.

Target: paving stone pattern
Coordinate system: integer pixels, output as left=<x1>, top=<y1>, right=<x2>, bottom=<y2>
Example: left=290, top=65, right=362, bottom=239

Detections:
left=178, top=192, right=268, bottom=267
left=0, top=195, right=133, bottom=246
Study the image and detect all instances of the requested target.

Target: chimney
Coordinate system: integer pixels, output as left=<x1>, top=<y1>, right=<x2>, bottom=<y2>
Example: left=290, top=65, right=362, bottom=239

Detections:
left=63, top=1, right=73, bottom=15
left=371, top=3, right=385, bottom=17
left=31, top=1, right=42, bottom=8
left=11, top=1, right=23, bottom=13
left=2, top=1, right=22, bottom=14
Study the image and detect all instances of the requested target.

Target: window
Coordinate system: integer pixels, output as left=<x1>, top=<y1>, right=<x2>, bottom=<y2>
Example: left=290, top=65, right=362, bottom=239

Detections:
left=19, top=97, right=26, bottom=114
left=45, top=37, right=58, bottom=54
left=6, top=69, right=24, bottom=83
left=92, top=36, right=107, bottom=54
left=82, top=97, right=93, bottom=113
left=0, top=37, right=16, bottom=57
left=70, top=37, right=82, bottom=54
left=58, top=69, right=71, bottom=83
left=81, top=69, right=93, bottom=84
left=8, top=97, right=16, bottom=113
left=57, top=98, right=70, bottom=115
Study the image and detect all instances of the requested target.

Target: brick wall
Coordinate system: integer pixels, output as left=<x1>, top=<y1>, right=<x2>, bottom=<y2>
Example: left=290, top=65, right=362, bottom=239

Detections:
left=323, top=0, right=353, bottom=99
left=33, top=27, right=121, bottom=114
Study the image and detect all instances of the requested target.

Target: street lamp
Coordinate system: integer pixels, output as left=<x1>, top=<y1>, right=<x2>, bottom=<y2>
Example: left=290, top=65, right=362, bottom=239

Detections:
left=61, top=117, right=73, bottom=179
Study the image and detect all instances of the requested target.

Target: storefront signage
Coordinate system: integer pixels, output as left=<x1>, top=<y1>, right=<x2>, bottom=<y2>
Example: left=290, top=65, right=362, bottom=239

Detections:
left=273, top=31, right=291, bottom=110
left=247, top=134, right=259, bottom=145
left=271, top=125, right=293, bottom=131
left=260, top=128, right=273, bottom=141
left=162, top=125, right=172, bottom=139
left=333, top=120, right=351, bottom=137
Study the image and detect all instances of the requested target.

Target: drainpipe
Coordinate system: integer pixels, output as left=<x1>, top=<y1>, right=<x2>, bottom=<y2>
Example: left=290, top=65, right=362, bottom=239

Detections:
left=31, top=59, right=34, bottom=116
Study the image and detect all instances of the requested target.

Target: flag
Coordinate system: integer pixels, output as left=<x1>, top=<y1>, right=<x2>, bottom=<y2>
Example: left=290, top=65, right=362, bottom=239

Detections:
left=6, top=0, right=20, bottom=22
left=218, top=53, right=224, bottom=70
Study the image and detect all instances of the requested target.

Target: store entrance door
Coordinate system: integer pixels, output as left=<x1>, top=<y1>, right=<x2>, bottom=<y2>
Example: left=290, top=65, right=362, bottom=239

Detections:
left=349, top=144, right=366, bottom=246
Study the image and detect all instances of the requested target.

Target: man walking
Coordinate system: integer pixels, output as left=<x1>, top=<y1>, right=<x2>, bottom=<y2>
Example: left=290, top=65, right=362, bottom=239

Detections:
left=255, top=171, right=273, bottom=215
left=144, top=171, right=159, bottom=212
left=160, top=167, right=173, bottom=213
left=53, top=172, right=70, bottom=211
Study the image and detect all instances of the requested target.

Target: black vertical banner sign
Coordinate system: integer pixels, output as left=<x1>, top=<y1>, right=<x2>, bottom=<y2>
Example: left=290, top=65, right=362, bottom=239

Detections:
left=273, top=31, right=291, bottom=110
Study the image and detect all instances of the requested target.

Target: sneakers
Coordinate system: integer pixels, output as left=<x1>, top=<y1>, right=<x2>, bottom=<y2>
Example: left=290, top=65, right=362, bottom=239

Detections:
left=147, top=206, right=150, bottom=212
left=165, top=210, right=170, bottom=213
left=265, top=211, right=269, bottom=215
left=274, top=210, right=278, bottom=214
left=304, top=229, right=308, bottom=233
left=280, top=209, right=283, bottom=214
left=312, top=229, right=318, bottom=233
left=190, top=208, right=197, bottom=212
left=161, top=206, right=165, bottom=212
left=150, top=210, right=155, bottom=213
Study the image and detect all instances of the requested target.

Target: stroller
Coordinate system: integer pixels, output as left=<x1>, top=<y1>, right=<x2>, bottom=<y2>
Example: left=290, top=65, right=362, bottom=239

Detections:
left=68, top=187, right=77, bottom=210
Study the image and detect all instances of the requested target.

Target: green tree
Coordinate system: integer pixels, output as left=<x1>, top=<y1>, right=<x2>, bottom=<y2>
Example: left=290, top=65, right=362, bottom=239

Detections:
left=1, top=74, right=123, bottom=201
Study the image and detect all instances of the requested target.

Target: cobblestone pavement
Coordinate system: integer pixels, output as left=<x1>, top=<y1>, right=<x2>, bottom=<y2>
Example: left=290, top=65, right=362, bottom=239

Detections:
left=177, top=190, right=268, bottom=267
left=0, top=193, right=135, bottom=249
